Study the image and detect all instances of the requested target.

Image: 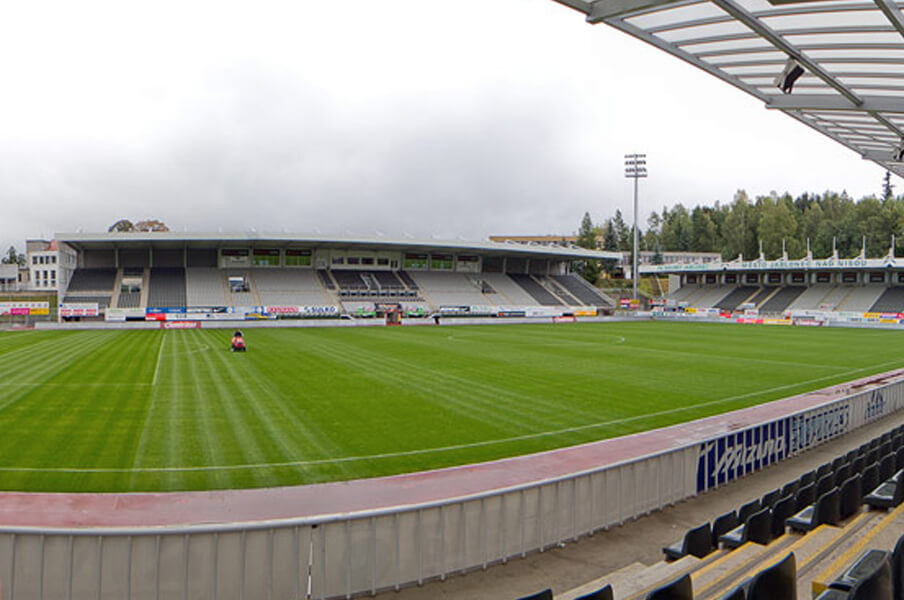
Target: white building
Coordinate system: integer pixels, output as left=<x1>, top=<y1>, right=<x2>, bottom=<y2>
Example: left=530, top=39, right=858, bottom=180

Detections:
left=25, top=239, right=77, bottom=293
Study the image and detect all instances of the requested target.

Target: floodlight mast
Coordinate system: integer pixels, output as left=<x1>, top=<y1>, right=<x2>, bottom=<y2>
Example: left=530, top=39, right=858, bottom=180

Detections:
left=624, top=153, right=647, bottom=302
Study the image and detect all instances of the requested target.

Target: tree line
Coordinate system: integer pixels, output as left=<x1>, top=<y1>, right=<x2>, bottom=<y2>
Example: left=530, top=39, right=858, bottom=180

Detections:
left=579, top=186, right=904, bottom=264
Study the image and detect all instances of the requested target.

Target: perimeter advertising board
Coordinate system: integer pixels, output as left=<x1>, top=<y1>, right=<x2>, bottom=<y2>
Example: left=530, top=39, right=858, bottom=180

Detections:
left=696, top=400, right=853, bottom=492
left=1, top=301, right=50, bottom=316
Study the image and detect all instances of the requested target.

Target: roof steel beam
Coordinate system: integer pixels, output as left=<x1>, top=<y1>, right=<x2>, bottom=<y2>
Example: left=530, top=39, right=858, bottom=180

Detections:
left=712, top=0, right=865, bottom=107
left=550, top=0, right=593, bottom=15
left=873, top=0, right=904, bottom=37
left=767, top=94, right=904, bottom=113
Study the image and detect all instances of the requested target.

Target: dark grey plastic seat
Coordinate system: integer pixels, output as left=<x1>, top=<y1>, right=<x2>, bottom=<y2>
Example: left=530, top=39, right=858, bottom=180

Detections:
left=816, top=473, right=835, bottom=498
left=862, top=463, right=880, bottom=500
left=830, top=549, right=890, bottom=591
left=745, top=552, right=796, bottom=600
left=787, top=488, right=840, bottom=533
left=712, top=511, right=739, bottom=547
left=839, top=474, right=863, bottom=520
left=781, top=480, right=800, bottom=499
left=795, top=482, right=817, bottom=512
left=738, top=499, right=762, bottom=525
left=720, top=508, right=772, bottom=548
left=574, top=584, right=614, bottom=600
left=663, top=522, right=713, bottom=560
left=762, top=488, right=782, bottom=509
left=646, top=573, right=692, bottom=600
left=771, top=495, right=796, bottom=538
left=865, top=470, right=904, bottom=510
left=518, top=589, right=553, bottom=600
left=880, top=454, right=897, bottom=482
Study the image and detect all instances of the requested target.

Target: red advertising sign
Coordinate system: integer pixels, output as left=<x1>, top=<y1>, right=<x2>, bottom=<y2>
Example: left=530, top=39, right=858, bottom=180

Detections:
left=161, top=321, right=201, bottom=329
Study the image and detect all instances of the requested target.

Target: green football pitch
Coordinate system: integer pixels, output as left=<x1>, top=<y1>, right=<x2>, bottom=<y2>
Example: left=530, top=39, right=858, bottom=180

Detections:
left=1, top=320, right=903, bottom=493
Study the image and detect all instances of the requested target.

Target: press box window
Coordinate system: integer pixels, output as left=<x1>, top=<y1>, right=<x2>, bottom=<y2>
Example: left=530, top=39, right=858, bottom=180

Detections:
left=285, top=250, right=311, bottom=266
left=252, top=249, right=280, bottom=266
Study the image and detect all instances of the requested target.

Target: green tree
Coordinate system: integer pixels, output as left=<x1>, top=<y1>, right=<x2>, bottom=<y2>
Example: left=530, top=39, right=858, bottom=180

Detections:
left=2, top=246, right=25, bottom=267
left=575, top=212, right=601, bottom=283
left=108, top=219, right=135, bottom=232
left=611, top=209, right=631, bottom=251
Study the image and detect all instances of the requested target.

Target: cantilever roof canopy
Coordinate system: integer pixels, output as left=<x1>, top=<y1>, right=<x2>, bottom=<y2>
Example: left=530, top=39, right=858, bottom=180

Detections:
left=554, top=0, right=904, bottom=178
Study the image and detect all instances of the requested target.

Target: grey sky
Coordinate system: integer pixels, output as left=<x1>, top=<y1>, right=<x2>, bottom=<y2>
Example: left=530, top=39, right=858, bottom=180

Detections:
left=0, top=0, right=892, bottom=253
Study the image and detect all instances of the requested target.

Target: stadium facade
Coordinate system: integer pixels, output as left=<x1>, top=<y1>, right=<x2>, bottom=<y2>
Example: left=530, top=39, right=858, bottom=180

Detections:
left=3, top=232, right=622, bottom=322
left=642, top=248, right=904, bottom=324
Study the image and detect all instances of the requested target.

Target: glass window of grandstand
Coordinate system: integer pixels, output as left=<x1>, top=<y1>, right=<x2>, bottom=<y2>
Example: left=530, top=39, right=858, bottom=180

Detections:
left=704, top=274, right=716, bottom=284
left=430, top=254, right=453, bottom=270
left=816, top=272, right=831, bottom=283
left=361, top=257, right=374, bottom=266
left=376, top=257, right=389, bottom=267
left=869, top=272, right=885, bottom=283
left=252, top=249, right=280, bottom=266
left=791, top=272, right=805, bottom=284
left=457, top=255, right=480, bottom=273
left=347, top=257, right=361, bottom=265
left=744, top=273, right=758, bottom=284
left=221, top=249, right=249, bottom=267
left=404, top=253, right=428, bottom=269
left=724, top=274, right=737, bottom=284
left=767, top=273, right=781, bottom=284
left=898, top=273, right=904, bottom=284
left=285, top=249, right=312, bottom=267
left=842, top=272, right=858, bottom=283
left=332, top=255, right=345, bottom=266
left=686, top=274, right=697, bottom=285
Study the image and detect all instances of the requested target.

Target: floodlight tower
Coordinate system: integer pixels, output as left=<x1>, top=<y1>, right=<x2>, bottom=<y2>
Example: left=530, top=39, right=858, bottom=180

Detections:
left=624, top=153, right=647, bottom=302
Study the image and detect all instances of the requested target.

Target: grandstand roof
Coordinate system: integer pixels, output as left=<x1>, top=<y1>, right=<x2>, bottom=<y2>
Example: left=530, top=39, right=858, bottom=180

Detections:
left=554, top=0, right=904, bottom=178
left=55, top=232, right=620, bottom=261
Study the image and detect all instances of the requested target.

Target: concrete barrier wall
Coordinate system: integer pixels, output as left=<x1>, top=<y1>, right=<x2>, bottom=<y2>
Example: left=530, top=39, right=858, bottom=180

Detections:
left=0, top=378, right=901, bottom=599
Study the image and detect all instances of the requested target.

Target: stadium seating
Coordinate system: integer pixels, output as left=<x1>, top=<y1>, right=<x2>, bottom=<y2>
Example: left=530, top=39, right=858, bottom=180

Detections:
left=663, top=522, right=713, bottom=560
left=517, top=589, right=553, bottom=600
left=870, top=287, right=904, bottom=313
left=839, top=475, right=863, bottom=520
left=719, top=507, right=772, bottom=548
left=480, top=273, right=540, bottom=305
left=846, top=552, right=893, bottom=600
left=646, top=573, right=692, bottom=600
left=118, top=291, right=141, bottom=308
left=758, top=286, right=806, bottom=313
left=186, top=268, right=228, bottom=306
left=66, top=268, right=116, bottom=292
left=795, top=482, right=817, bottom=511
left=714, top=286, right=757, bottom=310
left=508, top=273, right=563, bottom=306
left=147, top=267, right=187, bottom=307
left=712, top=511, right=739, bottom=546
left=864, top=470, right=904, bottom=509
left=770, top=495, right=796, bottom=538
left=573, top=584, right=613, bottom=600
left=737, top=499, right=762, bottom=525
left=551, top=274, right=615, bottom=306
left=786, top=488, right=840, bottom=532
left=740, top=552, right=796, bottom=600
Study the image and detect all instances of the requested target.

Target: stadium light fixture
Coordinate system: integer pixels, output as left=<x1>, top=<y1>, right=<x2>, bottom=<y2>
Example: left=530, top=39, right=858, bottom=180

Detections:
left=775, top=58, right=804, bottom=94
left=625, top=153, right=647, bottom=302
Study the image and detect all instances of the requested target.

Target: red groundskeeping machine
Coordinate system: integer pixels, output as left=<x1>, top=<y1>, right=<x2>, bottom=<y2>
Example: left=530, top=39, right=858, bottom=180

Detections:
left=230, top=330, right=247, bottom=352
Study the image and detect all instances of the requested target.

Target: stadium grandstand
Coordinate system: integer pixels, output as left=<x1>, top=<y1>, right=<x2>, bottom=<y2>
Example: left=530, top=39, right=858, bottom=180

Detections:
left=641, top=249, right=904, bottom=326
left=44, top=231, right=618, bottom=322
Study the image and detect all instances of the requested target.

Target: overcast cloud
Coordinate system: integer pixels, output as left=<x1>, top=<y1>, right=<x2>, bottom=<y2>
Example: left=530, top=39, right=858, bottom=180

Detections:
left=0, top=0, right=892, bottom=252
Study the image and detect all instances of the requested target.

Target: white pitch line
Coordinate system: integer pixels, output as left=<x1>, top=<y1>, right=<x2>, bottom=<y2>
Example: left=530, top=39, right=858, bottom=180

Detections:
left=4, top=358, right=902, bottom=475
left=152, top=332, right=166, bottom=386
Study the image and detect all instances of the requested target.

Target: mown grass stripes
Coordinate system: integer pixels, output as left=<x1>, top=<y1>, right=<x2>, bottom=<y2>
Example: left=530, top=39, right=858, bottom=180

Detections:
left=0, top=321, right=902, bottom=492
